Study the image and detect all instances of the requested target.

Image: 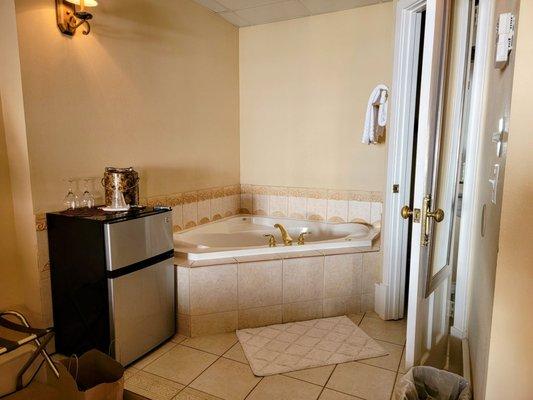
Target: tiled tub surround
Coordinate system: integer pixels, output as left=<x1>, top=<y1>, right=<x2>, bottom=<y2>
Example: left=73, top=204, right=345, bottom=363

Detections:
left=175, top=248, right=382, bottom=337
left=174, top=216, right=380, bottom=260
left=33, top=184, right=382, bottom=330
left=34, top=183, right=382, bottom=234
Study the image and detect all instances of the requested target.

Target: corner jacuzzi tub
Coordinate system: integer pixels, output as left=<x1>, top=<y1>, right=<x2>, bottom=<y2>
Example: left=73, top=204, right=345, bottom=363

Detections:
left=174, top=216, right=379, bottom=261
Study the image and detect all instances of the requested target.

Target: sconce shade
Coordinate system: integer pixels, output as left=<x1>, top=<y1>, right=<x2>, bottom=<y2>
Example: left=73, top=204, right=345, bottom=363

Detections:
left=65, top=0, right=98, bottom=6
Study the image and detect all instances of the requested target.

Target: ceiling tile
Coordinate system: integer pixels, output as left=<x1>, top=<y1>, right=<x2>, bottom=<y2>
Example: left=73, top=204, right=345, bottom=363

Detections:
left=216, top=0, right=282, bottom=11
left=193, top=0, right=227, bottom=13
left=235, top=0, right=310, bottom=25
left=218, top=11, right=251, bottom=27
left=299, top=0, right=381, bottom=15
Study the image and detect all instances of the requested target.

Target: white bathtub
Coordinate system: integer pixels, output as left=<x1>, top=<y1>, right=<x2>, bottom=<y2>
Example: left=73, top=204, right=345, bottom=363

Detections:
left=174, top=216, right=379, bottom=260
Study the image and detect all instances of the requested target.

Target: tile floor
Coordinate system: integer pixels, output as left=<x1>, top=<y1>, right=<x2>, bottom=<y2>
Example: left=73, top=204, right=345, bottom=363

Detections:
left=124, top=312, right=407, bottom=400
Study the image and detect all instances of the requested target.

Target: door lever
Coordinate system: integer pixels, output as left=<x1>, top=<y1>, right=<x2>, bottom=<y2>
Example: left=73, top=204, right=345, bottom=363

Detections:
left=421, top=195, right=444, bottom=246
left=401, top=206, right=420, bottom=222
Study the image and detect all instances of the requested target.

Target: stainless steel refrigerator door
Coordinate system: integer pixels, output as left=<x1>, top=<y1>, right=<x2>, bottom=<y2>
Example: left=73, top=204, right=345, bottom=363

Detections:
left=108, top=258, right=175, bottom=365
left=104, top=211, right=173, bottom=271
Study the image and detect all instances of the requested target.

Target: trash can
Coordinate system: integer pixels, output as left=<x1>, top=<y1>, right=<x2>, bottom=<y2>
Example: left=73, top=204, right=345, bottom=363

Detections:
left=393, top=366, right=471, bottom=400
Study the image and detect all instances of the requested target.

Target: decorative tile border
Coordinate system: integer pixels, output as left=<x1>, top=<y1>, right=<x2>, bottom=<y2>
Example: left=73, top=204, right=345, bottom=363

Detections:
left=33, top=183, right=382, bottom=231
left=240, top=184, right=383, bottom=226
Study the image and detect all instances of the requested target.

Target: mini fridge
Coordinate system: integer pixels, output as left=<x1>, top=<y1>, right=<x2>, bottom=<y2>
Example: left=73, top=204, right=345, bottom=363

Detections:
left=47, top=207, right=175, bottom=365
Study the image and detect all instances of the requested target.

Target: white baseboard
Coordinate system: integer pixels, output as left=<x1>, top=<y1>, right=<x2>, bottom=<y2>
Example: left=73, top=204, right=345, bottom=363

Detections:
left=374, top=283, right=388, bottom=320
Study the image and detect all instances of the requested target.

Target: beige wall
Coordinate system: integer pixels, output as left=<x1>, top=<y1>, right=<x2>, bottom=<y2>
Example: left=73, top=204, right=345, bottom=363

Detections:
left=0, top=0, right=40, bottom=314
left=15, top=0, right=240, bottom=213
left=0, top=101, right=22, bottom=310
left=485, top=1, right=533, bottom=398
left=239, top=3, right=393, bottom=192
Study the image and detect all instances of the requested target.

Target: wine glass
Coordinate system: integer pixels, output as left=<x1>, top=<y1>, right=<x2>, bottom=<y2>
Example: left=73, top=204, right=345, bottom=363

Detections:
left=81, top=178, right=95, bottom=208
left=63, top=179, right=79, bottom=210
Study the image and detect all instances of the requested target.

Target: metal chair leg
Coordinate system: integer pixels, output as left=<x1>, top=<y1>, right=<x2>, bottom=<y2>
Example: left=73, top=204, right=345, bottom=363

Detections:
left=1, top=311, right=60, bottom=382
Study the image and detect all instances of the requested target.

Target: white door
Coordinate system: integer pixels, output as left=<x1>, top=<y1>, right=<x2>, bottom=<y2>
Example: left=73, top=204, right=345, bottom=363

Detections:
left=403, top=0, right=460, bottom=368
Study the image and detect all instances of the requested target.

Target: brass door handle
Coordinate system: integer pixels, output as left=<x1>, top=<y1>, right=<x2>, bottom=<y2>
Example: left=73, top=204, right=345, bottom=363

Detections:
left=421, top=195, right=445, bottom=246
left=401, top=206, right=420, bottom=221
left=427, top=208, right=444, bottom=222
left=401, top=206, right=413, bottom=219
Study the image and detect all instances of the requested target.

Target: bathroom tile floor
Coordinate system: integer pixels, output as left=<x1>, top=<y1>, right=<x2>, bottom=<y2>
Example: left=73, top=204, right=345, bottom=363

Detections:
left=124, top=312, right=407, bottom=400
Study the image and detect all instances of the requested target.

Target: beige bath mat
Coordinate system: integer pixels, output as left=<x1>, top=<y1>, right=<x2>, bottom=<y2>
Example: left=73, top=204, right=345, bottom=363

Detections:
left=236, top=316, right=388, bottom=376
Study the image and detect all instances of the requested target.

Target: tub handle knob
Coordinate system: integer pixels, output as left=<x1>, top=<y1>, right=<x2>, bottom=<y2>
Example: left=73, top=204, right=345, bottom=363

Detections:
left=297, top=231, right=311, bottom=245
left=264, top=234, right=277, bottom=247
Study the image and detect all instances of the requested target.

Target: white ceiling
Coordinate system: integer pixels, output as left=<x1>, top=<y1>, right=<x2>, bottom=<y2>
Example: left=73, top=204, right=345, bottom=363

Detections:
left=193, top=0, right=391, bottom=27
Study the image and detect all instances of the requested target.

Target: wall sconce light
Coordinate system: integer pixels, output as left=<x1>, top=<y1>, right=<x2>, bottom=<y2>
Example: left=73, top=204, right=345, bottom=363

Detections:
left=55, top=0, right=98, bottom=36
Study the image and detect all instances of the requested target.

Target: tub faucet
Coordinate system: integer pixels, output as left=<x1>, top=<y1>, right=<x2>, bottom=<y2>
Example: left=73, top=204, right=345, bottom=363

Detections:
left=274, top=223, right=293, bottom=246
left=297, top=231, right=311, bottom=245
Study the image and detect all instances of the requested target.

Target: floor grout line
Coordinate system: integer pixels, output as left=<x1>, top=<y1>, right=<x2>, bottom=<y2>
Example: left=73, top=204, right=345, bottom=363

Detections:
left=316, top=363, right=338, bottom=399
left=243, top=376, right=264, bottom=399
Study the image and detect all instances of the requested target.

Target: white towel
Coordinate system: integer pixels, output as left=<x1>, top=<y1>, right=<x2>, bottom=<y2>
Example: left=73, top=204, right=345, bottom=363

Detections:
left=362, top=84, right=389, bottom=145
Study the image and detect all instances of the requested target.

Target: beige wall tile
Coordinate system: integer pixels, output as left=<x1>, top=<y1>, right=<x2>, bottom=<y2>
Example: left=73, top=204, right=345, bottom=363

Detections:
left=190, top=311, right=238, bottom=337
left=177, top=314, right=191, bottom=337
left=288, top=196, right=307, bottom=219
left=238, top=305, right=283, bottom=329
left=190, top=264, right=238, bottom=315
left=327, top=199, right=348, bottom=223
left=177, top=267, right=190, bottom=315
left=183, top=201, right=198, bottom=229
left=36, top=230, right=49, bottom=273
left=197, top=199, right=211, bottom=225
left=283, top=257, right=324, bottom=303
left=323, top=297, right=349, bottom=318
left=39, top=277, right=53, bottom=326
left=346, top=296, right=361, bottom=315
left=362, top=252, right=381, bottom=294
left=210, top=197, right=224, bottom=221
left=283, top=300, right=323, bottom=323
left=240, top=193, right=252, bottom=214
left=361, top=293, right=375, bottom=313
left=269, top=195, right=288, bottom=217
left=322, top=296, right=360, bottom=319
left=172, top=204, right=183, bottom=232
left=252, top=194, right=269, bottom=215
left=306, top=198, right=327, bottom=221
left=348, top=201, right=371, bottom=223
left=224, top=194, right=240, bottom=216
left=370, top=202, right=383, bottom=226
left=324, top=254, right=362, bottom=298
left=238, top=260, right=282, bottom=309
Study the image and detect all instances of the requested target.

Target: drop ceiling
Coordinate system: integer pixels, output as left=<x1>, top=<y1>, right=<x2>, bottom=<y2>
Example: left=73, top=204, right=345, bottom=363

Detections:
left=193, top=0, right=391, bottom=27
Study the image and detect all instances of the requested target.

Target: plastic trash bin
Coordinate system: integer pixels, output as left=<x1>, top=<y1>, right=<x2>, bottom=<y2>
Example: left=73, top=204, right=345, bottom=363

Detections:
left=393, top=366, right=471, bottom=400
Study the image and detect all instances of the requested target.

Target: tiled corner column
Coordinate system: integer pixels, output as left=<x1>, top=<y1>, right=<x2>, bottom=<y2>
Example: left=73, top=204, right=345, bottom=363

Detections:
left=175, top=248, right=381, bottom=337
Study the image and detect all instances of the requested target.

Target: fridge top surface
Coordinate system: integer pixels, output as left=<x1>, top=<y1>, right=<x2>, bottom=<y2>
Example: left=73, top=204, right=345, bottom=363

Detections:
left=47, top=206, right=170, bottom=223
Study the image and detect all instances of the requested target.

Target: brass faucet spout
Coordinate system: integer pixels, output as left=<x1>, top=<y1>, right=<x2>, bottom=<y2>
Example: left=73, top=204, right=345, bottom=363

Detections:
left=274, top=223, right=293, bottom=246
